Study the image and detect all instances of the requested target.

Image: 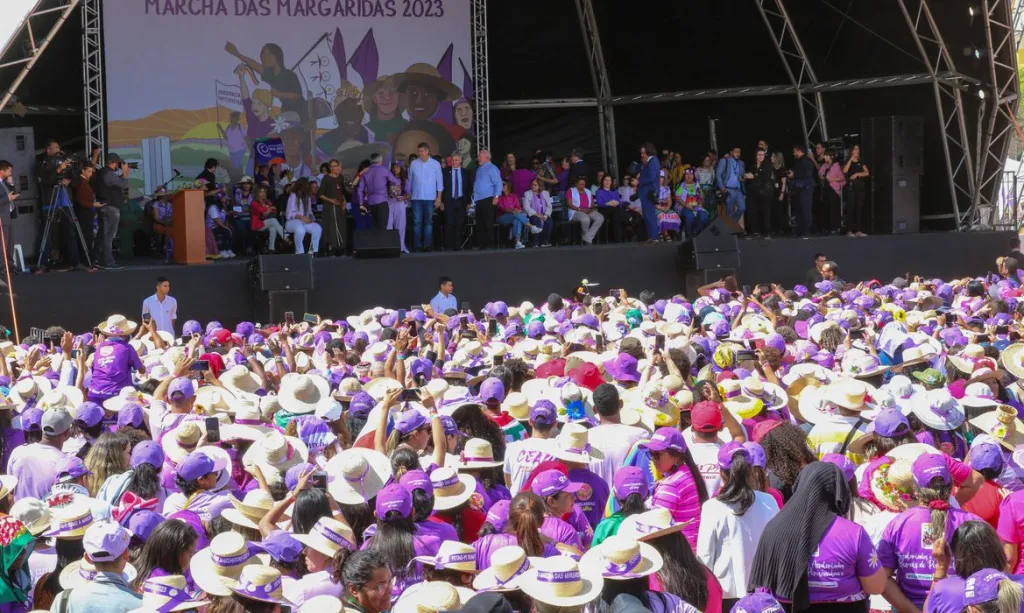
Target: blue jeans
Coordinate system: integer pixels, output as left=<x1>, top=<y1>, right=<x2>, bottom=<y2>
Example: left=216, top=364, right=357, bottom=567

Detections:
left=682, top=208, right=710, bottom=235
left=724, top=187, right=746, bottom=220
left=497, top=212, right=529, bottom=243
left=640, top=196, right=658, bottom=240
left=529, top=215, right=553, bottom=246
left=411, top=199, right=434, bottom=250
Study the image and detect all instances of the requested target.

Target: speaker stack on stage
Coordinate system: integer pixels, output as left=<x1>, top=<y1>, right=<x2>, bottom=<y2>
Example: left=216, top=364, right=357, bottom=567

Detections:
left=682, top=217, right=742, bottom=296
left=353, top=230, right=401, bottom=259
left=258, top=254, right=314, bottom=322
left=860, top=116, right=923, bottom=234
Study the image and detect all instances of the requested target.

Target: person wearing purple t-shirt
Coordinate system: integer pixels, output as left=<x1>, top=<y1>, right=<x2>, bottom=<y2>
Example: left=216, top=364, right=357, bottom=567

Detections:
left=361, top=484, right=440, bottom=603
left=879, top=453, right=983, bottom=609
left=926, top=520, right=1019, bottom=613
left=550, top=423, right=610, bottom=529
left=87, top=319, right=145, bottom=403
left=7, top=408, right=71, bottom=501
left=397, top=470, right=459, bottom=544
left=473, top=492, right=560, bottom=570
left=531, top=469, right=592, bottom=549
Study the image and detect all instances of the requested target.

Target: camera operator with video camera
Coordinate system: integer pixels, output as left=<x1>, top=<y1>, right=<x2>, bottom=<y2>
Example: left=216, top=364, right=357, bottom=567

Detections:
left=91, top=153, right=130, bottom=270
left=36, top=139, right=77, bottom=273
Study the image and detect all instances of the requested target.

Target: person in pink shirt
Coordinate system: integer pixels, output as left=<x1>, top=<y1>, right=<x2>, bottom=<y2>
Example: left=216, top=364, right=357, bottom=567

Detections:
left=997, top=478, right=1024, bottom=572
left=565, top=176, right=603, bottom=244
left=495, top=180, right=538, bottom=250
left=643, top=427, right=708, bottom=549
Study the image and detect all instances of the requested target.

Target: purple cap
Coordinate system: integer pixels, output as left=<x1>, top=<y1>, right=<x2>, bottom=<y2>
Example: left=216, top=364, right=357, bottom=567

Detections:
left=21, top=407, right=43, bottom=432
left=480, top=378, right=505, bottom=403
left=57, top=456, right=92, bottom=482
left=410, top=359, right=432, bottom=381
left=117, top=403, right=145, bottom=429
left=485, top=499, right=511, bottom=531
left=612, top=466, right=649, bottom=500
left=764, top=333, right=786, bottom=353
left=177, top=451, right=216, bottom=481
left=124, top=509, right=163, bottom=542
left=82, top=520, right=132, bottom=562
left=248, top=333, right=266, bottom=346
left=168, top=378, right=195, bottom=400
left=348, top=391, right=376, bottom=419
left=527, top=321, right=545, bottom=339
left=205, top=321, right=223, bottom=334
left=182, top=320, right=202, bottom=336
left=743, top=442, right=767, bottom=469
left=394, top=410, right=427, bottom=435
left=821, top=453, right=856, bottom=482
left=375, top=483, right=413, bottom=519
left=257, top=530, right=303, bottom=564
left=970, top=442, right=1005, bottom=473
left=398, top=469, right=433, bottom=497
left=285, top=463, right=317, bottom=491
left=131, top=440, right=165, bottom=469
left=711, top=320, right=731, bottom=338
left=235, top=322, right=256, bottom=338
left=871, top=407, right=910, bottom=438
left=642, top=427, right=687, bottom=454
left=729, top=593, right=783, bottom=613
left=492, top=302, right=509, bottom=317
left=964, top=569, right=1012, bottom=606
left=530, top=400, right=557, bottom=426
left=718, top=442, right=750, bottom=470
left=911, top=452, right=952, bottom=487
left=74, top=402, right=104, bottom=429
left=530, top=469, right=583, bottom=498
left=439, top=415, right=459, bottom=437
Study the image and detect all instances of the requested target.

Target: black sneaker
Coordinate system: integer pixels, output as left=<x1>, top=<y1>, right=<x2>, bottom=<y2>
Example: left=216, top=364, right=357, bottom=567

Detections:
left=107, top=262, right=124, bottom=270
left=94, top=263, right=111, bottom=270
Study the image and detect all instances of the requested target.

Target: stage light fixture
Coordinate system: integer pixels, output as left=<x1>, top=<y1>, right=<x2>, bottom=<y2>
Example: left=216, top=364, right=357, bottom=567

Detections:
left=968, top=5, right=976, bottom=17
left=978, top=88, right=987, bottom=100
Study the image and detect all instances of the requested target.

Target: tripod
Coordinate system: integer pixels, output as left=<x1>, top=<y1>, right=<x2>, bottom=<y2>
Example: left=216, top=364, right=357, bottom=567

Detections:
left=36, top=183, right=93, bottom=270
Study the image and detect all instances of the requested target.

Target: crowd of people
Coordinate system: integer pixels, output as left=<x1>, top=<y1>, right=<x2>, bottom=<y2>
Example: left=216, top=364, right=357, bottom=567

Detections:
left=2, top=240, right=1024, bottom=613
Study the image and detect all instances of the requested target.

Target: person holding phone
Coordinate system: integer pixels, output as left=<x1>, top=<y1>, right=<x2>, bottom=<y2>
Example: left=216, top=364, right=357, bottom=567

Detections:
left=0, top=160, right=17, bottom=277
left=142, top=276, right=177, bottom=335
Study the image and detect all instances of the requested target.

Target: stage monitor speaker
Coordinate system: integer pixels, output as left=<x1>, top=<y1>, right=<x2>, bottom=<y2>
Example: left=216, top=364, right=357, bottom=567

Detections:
left=861, top=116, right=922, bottom=234
left=268, top=289, right=308, bottom=324
left=353, top=230, right=401, bottom=259
left=259, top=254, right=314, bottom=291
left=694, top=217, right=743, bottom=253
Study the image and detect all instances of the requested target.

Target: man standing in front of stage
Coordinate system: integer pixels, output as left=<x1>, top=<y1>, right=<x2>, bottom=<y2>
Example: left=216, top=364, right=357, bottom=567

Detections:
left=637, top=142, right=661, bottom=244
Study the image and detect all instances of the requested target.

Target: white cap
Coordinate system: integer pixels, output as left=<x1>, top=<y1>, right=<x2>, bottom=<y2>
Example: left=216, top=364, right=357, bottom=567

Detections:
left=315, top=400, right=343, bottom=423
left=83, top=520, right=132, bottom=562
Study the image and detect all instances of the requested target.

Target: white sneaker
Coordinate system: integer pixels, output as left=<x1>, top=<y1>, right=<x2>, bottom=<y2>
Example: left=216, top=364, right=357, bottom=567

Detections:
left=514, top=242, right=525, bottom=250
left=530, top=225, right=542, bottom=234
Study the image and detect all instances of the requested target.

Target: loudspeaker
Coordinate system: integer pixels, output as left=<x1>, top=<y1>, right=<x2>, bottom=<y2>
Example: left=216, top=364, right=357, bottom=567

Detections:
left=861, top=116, right=923, bottom=234
left=353, top=230, right=401, bottom=259
left=268, top=290, right=308, bottom=324
left=693, top=217, right=742, bottom=254
left=258, top=254, right=314, bottom=291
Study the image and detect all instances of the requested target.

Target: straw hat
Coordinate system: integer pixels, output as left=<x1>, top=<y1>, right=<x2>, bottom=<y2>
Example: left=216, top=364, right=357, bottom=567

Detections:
left=8, top=376, right=52, bottom=407
left=617, top=508, right=690, bottom=542
left=278, top=373, right=331, bottom=414
left=969, top=406, right=1024, bottom=447
left=242, top=431, right=309, bottom=476
left=551, top=423, right=605, bottom=464
left=391, top=581, right=465, bottom=613
left=190, top=531, right=260, bottom=596
left=949, top=344, right=987, bottom=375
left=824, top=379, right=870, bottom=412
left=39, top=387, right=84, bottom=411
left=1001, top=343, right=1024, bottom=380
left=739, top=377, right=788, bottom=411
left=579, top=535, right=663, bottom=580
left=502, top=393, right=530, bottom=421
left=10, top=498, right=51, bottom=536
left=60, top=559, right=137, bottom=589
left=0, top=475, right=18, bottom=500
left=195, top=386, right=237, bottom=414
left=293, top=517, right=356, bottom=558
left=102, top=388, right=151, bottom=412
left=229, top=565, right=292, bottom=604
left=455, top=438, right=503, bottom=469
left=324, top=448, right=390, bottom=504
left=363, top=377, right=403, bottom=401
left=519, top=555, right=604, bottom=607
left=223, top=490, right=275, bottom=530
left=431, top=467, right=477, bottom=511
left=134, top=575, right=210, bottom=612
left=414, top=540, right=480, bottom=574
left=220, top=365, right=264, bottom=398
left=162, top=421, right=204, bottom=465
left=910, top=389, right=965, bottom=431
left=44, top=502, right=94, bottom=538
left=97, top=314, right=138, bottom=336
left=472, top=546, right=535, bottom=592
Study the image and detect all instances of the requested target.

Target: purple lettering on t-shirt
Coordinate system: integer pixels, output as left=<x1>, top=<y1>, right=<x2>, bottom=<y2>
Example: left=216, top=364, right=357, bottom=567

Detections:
left=805, top=517, right=881, bottom=603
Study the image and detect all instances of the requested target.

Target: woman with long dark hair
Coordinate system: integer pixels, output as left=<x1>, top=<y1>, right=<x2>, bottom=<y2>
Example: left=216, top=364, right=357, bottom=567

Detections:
left=927, top=521, right=1013, bottom=613
left=337, top=550, right=393, bottom=613
left=749, top=462, right=886, bottom=613
left=292, top=516, right=355, bottom=604
left=473, top=492, right=558, bottom=569
left=643, top=427, right=708, bottom=549
left=398, top=469, right=458, bottom=543
left=363, top=483, right=440, bottom=602
left=581, top=535, right=697, bottom=613
left=387, top=161, right=410, bottom=253
left=759, top=421, right=816, bottom=502
left=284, top=177, right=322, bottom=255
left=130, top=518, right=199, bottom=591
left=696, top=442, right=779, bottom=611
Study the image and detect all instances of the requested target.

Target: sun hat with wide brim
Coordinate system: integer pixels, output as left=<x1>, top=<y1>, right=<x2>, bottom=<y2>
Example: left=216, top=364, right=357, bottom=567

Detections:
left=969, top=406, right=1024, bottom=448
left=910, top=389, right=966, bottom=431
left=293, top=516, right=356, bottom=559
left=242, top=431, right=309, bottom=477
left=190, top=531, right=261, bottom=596
left=550, top=423, right=605, bottom=464
left=228, top=564, right=292, bottom=605
left=324, top=448, right=390, bottom=505
left=39, top=387, right=85, bottom=411
left=161, top=421, right=204, bottom=465
left=579, top=535, right=663, bottom=581
left=97, top=314, right=138, bottom=336
left=518, top=555, right=604, bottom=608
left=391, top=63, right=462, bottom=102
left=8, top=376, right=53, bottom=407
left=222, top=490, right=275, bottom=531
left=0, top=475, right=18, bottom=500
left=219, top=365, right=264, bottom=398
left=391, top=581, right=471, bottom=613
left=43, top=502, right=94, bottom=538
left=616, top=507, right=691, bottom=542
left=277, top=373, right=332, bottom=415
left=414, top=541, right=480, bottom=574
left=362, top=377, right=404, bottom=401
left=101, top=388, right=152, bottom=413
left=60, top=560, right=137, bottom=589
left=739, top=377, right=789, bottom=411
left=133, top=574, right=211, bottom=612
left=455, top=438, right=504, bottom=470
left=431, top=467, right=478, bottom=511
left=472, top=546, right=537, bottom=592
left=1001, top=343, right=1024, bottom=380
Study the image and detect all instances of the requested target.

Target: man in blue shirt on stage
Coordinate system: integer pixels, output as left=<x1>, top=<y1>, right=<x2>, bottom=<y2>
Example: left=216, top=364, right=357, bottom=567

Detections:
left=429, top=276, right=458, bottom=314
left=473, top=150, right=502, bottom=250
left=716, top=146, right=748, bottom=223
left=408, top=142, right=443, bottom=252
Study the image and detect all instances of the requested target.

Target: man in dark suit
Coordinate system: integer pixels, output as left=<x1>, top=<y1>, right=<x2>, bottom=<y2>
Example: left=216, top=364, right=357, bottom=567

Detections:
left=1009, top=236, right=1024, bottom=266
left=443, top=153, right=471, bottom=251
left=567, top=148, right=589, bottom=189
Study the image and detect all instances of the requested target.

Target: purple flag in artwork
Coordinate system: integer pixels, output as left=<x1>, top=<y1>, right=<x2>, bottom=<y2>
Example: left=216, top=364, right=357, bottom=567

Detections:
left=459, top=58, right=473, bottom=102
left=433, top=43, right=454, bottom=125
left=331, top=28, right=347, bottom=81
left=348, top=30, right=379, bottom=86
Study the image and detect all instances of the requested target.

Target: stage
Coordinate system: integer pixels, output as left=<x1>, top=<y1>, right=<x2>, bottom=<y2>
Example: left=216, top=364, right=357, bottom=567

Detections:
left=0, top=231, right=1012, bottom=334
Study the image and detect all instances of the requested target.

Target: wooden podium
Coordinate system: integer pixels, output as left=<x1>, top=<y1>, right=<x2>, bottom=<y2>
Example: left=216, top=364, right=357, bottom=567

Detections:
left=170, top=189, right=208, bottom=264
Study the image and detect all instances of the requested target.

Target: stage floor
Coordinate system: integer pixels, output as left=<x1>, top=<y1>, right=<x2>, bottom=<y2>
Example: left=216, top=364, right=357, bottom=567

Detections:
left=0, top=231, right=1011, bottom=334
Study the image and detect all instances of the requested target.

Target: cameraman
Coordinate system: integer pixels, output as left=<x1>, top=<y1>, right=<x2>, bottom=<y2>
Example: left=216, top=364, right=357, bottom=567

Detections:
left=37, top=140, right=75, bottom=272
left=0, top=160, right=17, bottom=273
left=92, top=153, right=130, bottom=270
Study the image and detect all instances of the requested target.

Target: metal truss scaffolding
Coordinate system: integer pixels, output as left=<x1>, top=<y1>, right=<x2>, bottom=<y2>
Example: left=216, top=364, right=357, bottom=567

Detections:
left=470, top=0, right=490, bottom=154
left=0, top=0, right=81, bottom=114
left=752, top=0, right=829, bottom=147
left=82, top=0, right=104, bottom=156
left=574, top=0, right=618, bottom=178
left=896, top=0, right=977, bottom=227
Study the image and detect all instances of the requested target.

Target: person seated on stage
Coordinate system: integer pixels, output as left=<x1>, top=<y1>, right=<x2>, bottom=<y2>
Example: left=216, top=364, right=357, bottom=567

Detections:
left=229, top=177, right=255, bottom=256
left=675, top=168, right=709, bottom=236
left=198, top=179, right=229, bottom=260
left=495, top=179, right=539, bottom=250
left=595, top=174, right=631, bottom=243
left=655, top=171, right=681, bottom=242
left=284, top=177, right=323, bottom=255
left=250, top=185, right=284, bottom=253
left=522, top=177, right=553, bottom=249
left=565, top=176, right=603, bottom=245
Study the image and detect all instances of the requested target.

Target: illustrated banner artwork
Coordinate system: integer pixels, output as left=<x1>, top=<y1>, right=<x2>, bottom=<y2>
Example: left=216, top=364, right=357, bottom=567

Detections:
left=103, top=0, right=473, bottom=188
